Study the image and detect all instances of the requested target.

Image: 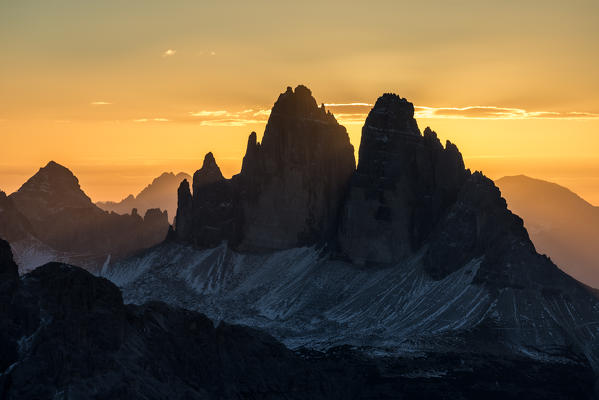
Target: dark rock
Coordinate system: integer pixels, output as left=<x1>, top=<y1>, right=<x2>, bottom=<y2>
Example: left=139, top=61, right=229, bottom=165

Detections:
left=338, top=95, right=468, bottom=265
left=192, top=152, right=224, bottom=192
left=0, top=238, right=18, bottom=280
left=0, top=191, right=35, bottom=243
left=174, top=179, right=193, bottom=241
left=175, top=85, right=356, bottom=251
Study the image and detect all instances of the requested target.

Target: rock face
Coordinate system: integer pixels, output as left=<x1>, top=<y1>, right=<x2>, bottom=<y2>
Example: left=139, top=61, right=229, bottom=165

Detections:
left=2, top=244, right=595, bottom=399
left=239, top=85, right=356, bottom=250
left=0, top=238, right=18, bottom=281
left=4, top=162, right=170, bottom=272
left=97, top=171, right=190, bottom=223
left=338, top=94, right=468, bottom=265
left=175, top=85, right=356, bottom=251
left=0, top=191, right=35, bottom=243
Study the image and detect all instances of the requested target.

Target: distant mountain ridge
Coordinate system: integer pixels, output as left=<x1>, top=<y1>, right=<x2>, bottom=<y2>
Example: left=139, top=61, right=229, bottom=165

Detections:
left=496, top=175, right=599, bottom=288
left=0, top=161, right=170, bottom=272
left=97, top=171, right=190, bottom=223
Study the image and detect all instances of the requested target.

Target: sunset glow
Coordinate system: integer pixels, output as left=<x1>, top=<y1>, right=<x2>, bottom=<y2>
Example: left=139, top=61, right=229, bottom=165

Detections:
left=1, top=1, right=598, bottom=204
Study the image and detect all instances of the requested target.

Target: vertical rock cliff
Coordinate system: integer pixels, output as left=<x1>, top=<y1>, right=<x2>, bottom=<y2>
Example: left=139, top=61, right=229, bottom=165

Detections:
left=337, top=94, right=468, bottom=265
left=239, top=85, right=356, bottom=250
left=174, top=85, right=356, bottom=251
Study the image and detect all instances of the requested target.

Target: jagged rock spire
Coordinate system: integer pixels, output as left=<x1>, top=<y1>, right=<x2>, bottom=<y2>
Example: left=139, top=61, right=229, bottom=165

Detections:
left=338, top=92, right=468, bottom=265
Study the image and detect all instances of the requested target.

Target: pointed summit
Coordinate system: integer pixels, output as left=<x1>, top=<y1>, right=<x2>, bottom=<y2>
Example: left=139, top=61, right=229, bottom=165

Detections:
left=174, top=85, right=356, bottom=250
left=193, top=152, right=224, bottom=193
left=12, top=161, right=94, bottom=217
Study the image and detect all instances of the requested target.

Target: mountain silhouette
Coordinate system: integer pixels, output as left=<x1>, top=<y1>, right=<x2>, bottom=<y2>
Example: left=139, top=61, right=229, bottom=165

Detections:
left=96, top=86, right=599, bottom=397
left=97, top=171, right=190, bottom=223
left=174, top=85, right=356, bottom=250
left=1, top=162, right=170, bottom=272
left=497, top=175, right=599, bottom=288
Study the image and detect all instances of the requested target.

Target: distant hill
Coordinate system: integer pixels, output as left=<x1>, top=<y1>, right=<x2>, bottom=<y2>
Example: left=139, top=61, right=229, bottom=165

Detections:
left=97, top=172, right=190, bottom=223
left=0, top=161, right=169, bottom=272
left=496, top=175, right=599, bottom=288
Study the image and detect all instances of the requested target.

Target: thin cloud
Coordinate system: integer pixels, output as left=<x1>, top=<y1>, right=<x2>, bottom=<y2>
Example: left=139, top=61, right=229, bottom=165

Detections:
left=162, top=49, right=176, bottom=57
left=253, top=109, right=271, bottom=117
left=415, top=106, right=599, bottom=120
left=133, top=118, right=170, bottom=123
left=188, top=109, right=270, bottom=126
left=189, top=110, right=229, bottom=117
left=200, top=119, right=263, bottom=127
left=324, top=103, right=373, bottom=107
left=91, top=101, right=111, bottom=105
left=326, top=103, right=599, bottom=121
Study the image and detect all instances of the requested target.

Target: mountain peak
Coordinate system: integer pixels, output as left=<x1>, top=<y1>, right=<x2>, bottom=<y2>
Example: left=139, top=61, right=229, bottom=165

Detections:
left=13, top=162, right=93, bottom=211
left=364, top=93, right=420, bottom=138
left=193, top=153, right=224, bottom=192
left=269, top=84, right=335, bottom=123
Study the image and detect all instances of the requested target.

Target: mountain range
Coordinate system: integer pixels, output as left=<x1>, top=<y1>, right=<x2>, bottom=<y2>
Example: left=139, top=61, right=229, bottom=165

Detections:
left=496, top=175, right=599, bottom=288
left=2, top=85, right=599, bottom=398
left=0, top=162, right=169, bottom=272
left=97, top=171, right=190, bottom=223
left=99, top=86, right=599, bottom=396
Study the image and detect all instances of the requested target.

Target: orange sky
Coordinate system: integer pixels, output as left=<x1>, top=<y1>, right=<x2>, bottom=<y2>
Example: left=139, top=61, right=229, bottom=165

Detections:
left=1, top=1, right=598, bottom=204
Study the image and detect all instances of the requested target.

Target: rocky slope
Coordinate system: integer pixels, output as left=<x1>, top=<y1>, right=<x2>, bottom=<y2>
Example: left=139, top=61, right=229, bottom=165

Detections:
left=497, top=175, right=599, bottom=288
left=97, top=171, right=190, bottom=223
left=2, top=162, right=169, bottom=272
left=174, top=85, right=356, bottom=250
left=2, top=240, right=595, bottom=399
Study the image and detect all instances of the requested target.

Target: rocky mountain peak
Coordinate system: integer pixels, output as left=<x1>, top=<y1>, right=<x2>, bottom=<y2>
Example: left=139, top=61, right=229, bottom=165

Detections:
left=363, top=93, right=420, bottom=138
left=268, top=84, right=336, bottom=124
left=11, top=162, right=94, bottom=221
left=339, top=94, right=468, bottom=265
left=193, top=152, right=224, bottom=193
left=174, top=85, right=356, bottom=251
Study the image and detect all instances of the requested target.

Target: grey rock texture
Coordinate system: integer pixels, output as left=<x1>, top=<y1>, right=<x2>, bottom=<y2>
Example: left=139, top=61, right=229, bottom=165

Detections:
left=2, top=241, right=596, bottom=399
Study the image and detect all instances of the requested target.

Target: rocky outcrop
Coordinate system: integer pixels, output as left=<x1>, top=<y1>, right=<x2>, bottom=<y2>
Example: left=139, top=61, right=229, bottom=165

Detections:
left=338, top=94, right=468, bottom=265
left=174, top=85, right=356, bottom=251
left=239, top=85, right=356, bottom=250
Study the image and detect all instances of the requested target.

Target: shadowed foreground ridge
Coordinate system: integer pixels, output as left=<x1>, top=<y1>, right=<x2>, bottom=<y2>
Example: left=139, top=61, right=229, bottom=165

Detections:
left=1, top=238, right=596, bottom=399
